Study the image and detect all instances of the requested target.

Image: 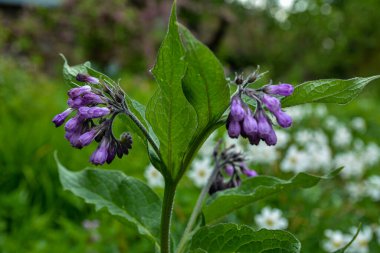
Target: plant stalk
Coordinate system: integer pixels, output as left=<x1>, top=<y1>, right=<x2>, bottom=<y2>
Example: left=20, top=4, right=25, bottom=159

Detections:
left=161, top=178, right=177, bottom=253
left=176, top=159, right=222, bottom=253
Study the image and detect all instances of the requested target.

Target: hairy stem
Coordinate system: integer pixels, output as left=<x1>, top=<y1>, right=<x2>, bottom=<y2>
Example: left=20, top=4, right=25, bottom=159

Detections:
left=161, top=178, right=177, bottom=253
left=176, top=159, right=222, bottom=253
left=123, top=108, right=161, bottom=158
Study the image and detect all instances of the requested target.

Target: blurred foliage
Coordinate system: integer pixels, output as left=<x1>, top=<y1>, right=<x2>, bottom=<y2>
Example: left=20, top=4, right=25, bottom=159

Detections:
left=0, top=0, right=380, bottom=252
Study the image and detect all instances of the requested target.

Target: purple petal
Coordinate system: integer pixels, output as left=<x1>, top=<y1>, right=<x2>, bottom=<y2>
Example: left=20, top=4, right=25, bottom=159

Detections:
left=79, top=129, right=98, bottom=147
left=230, top=96, right=246, bottom=121
left=274, top=110, right=292, bottom=128
left=76, top=74, right=100, bottom=84
left=52, top=108, right=73, bottom=127
left=90, top=139, right=109, bottom=165
left=68, top=85, right=91, bottom=98
left=264, top=84, right=294, bottom=96
left=228, top=120, right=241, bottom=138
left=261, top=94, right=281, bottom=113
left=78, top=106, right=110, bottom=119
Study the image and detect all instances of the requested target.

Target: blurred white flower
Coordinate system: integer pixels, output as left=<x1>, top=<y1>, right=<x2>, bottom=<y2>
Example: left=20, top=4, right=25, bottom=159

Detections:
left=255, top=207, right=288, bottom=230
left=322, top=230, right=350, bottom=252
left=306, top=142, right=332, bottom=172
left=295, top=129, right=314, bottom=146
left=334, top=152, right=365, bottom=178
left=275, top=129, right=290, bottom=148
left=346, top=226, right=372, bottom=253
left=375, top=225, right=380, bottom=244
left=225, top=136, right=245, bottom=154
left=314, top=104, right=328, bottom=118
left=144, top=164, right=164, bottom=188
left=325, top=116, right=340, bottom=130
left=281, top=145, right=309, bottom=173
left=365, top=175, right=380, bottom=201
left=286, top=105, right=310, bottom=122
left=188, top=157, right=213, bottom=188
left=351, top=117, right=366, bottom=133
left=345, top=182, right=366, bottom=202
left=333, top=126, right=352, bottom=148
left=249, top=142, right=278, bottom=164
left=362, top=143, right=380, bottom=167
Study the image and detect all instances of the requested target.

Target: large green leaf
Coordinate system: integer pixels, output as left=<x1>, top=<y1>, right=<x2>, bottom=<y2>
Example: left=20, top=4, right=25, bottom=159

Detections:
left=179, top=25, right=230, bottom=176
left=56, top=155, right=162, bottom=247
left=146, top=2, right=197, bottom=177
left=190, top=224, right=301, bottom=253
left=281, top=76, right=380, bottom=107
left=204, top=169, right=341, bottom=223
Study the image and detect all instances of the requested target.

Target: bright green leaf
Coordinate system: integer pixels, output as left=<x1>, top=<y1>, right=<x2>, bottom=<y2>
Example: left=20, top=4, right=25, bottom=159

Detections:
left=60, top=54, right=90, bottom=86
left=190, top=223, right=301, bottom=253
left=179, top=24, right=230, bottom=175
left=146, top=2, right=197, bottom=177
left=56, top=154, right=162, bottom=247
left=204, top=169, right=341, bottom=223
left=281, top=76, right=380, bottom=107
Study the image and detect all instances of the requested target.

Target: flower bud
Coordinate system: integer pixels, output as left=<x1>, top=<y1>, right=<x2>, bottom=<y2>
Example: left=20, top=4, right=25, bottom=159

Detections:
left=65, top=116, right=82, bottom=132
left=230, top=96, right=245, bottom=121
left=79, top=129, right=98, bottom=147
left=76, top=74, right=100, bottom=84
left=224, top=164, right=235, bottom=176
left=261, top=94, right=281, bottom=113
left=242, top=168, right=258, bottom=177
left=263, top=127, right=277, bottom=146
left=274, top=110, right=292, bottom=128
left=78, top=106, right=111, bottom=119
left=106, top=142, right=117, bottom=164
left=248, top=132, right=260, bottom=145
left=242, top=110, right=258, bottom=134
left=52, top=108, right=73, bottom=127
left=256, top=110, right=272, bottom=138
left=264, top=84, right=294, bottom=96
left=228, top=120, right=241, bottom=138
left=90, top=138, right=109, bottom=165
left=68, top=85, right=91, bottom=98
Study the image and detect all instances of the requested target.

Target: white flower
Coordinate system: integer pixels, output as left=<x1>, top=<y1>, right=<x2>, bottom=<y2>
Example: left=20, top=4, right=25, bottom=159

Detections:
left=333, top=126, right=352, bottom=148
left=325, top=116, right=340, bottom=130
left=361, top=143, right=380, bottom=167
left=314, top=104, right=328, bottom=118
left=345, top=182, right=366, bottom=202
left=346, top=226, right=372, bottom=253
left=295, top=129, right=314, bottom=146
left=365, top=175, right=380, bottom=201
left=375, top=225, right=380, bottom=244
left=334, top=152, right=365, bottom=179
left=224, top=136, right=245, bottom=154
left=286, top=105, right=311, bottom=122
left=322, top=230, right=350, bottom=252
left=248, top=142, right=278, bottom=164
left=305, top=142, right=332, bottom=172
left=144, top=164, right=164, bottom=188
left=275, top=129, right=290, bottom=149
left=255, top=207, right=288, bottom=230
left=281, top=145, right=310, bottom=173
left=188, top=157, right=213, bottom=188
left=351, top=117, right=366, bottom=133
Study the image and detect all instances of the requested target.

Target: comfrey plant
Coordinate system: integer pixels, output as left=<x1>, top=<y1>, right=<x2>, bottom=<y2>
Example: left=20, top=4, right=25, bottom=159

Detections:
left=53, top=1, right=380, bottom=252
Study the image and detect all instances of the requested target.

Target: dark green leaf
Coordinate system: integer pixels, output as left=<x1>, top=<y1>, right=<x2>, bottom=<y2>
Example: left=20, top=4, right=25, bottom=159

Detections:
left=60, top=54, right=90, bottom=86
left=204, top=169, right=341, bottom=223
left=333, top=224, right=362, bottom=253
left=281, top=76, right=380, bottom=107
left=190, top=223, right=301, bottom=253
left=146, top=2, right=197, bottom=177
left=56, top=154, right=162, bottom=247
left=179, top=25, right=230, bottom=174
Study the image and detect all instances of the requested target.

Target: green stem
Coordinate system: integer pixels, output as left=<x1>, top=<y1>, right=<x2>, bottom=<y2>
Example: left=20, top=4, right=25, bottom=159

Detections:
left=176, top=159, right=222, bottom=253
left=161, top=178, right=177, bottom=253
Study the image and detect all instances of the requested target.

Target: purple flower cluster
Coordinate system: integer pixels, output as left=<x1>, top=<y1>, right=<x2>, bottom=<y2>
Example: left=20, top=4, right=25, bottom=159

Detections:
left=52, top=74, right=132, bottom=165
left=209, top=143, right=258, bottom=195
left=226, top=82, right=293, bottom=146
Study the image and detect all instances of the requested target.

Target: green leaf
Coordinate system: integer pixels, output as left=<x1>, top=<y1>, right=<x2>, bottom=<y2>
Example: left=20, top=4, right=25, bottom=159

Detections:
left=281, top=76, right=380, bottom=107
left=56, top=154, right=162, bottom=247
left=60, top=54, right=90, bottom=86
left=333, top=224, right=362, bottom=253
left=146, top=2, right=197, bottom=177
left=179, top=24, right=230, bottom=174
left=190, top=224, right=301, bottom=253
left=203, top=169, right=341, bottom=223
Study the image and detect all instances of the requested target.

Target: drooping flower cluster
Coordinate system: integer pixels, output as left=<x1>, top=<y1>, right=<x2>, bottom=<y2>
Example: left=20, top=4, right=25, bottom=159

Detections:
left=209, top=141, right=258, bottom=194
left=226, top=73, right=294, bottom=146
left=52, top=73, right=132, bottom=165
